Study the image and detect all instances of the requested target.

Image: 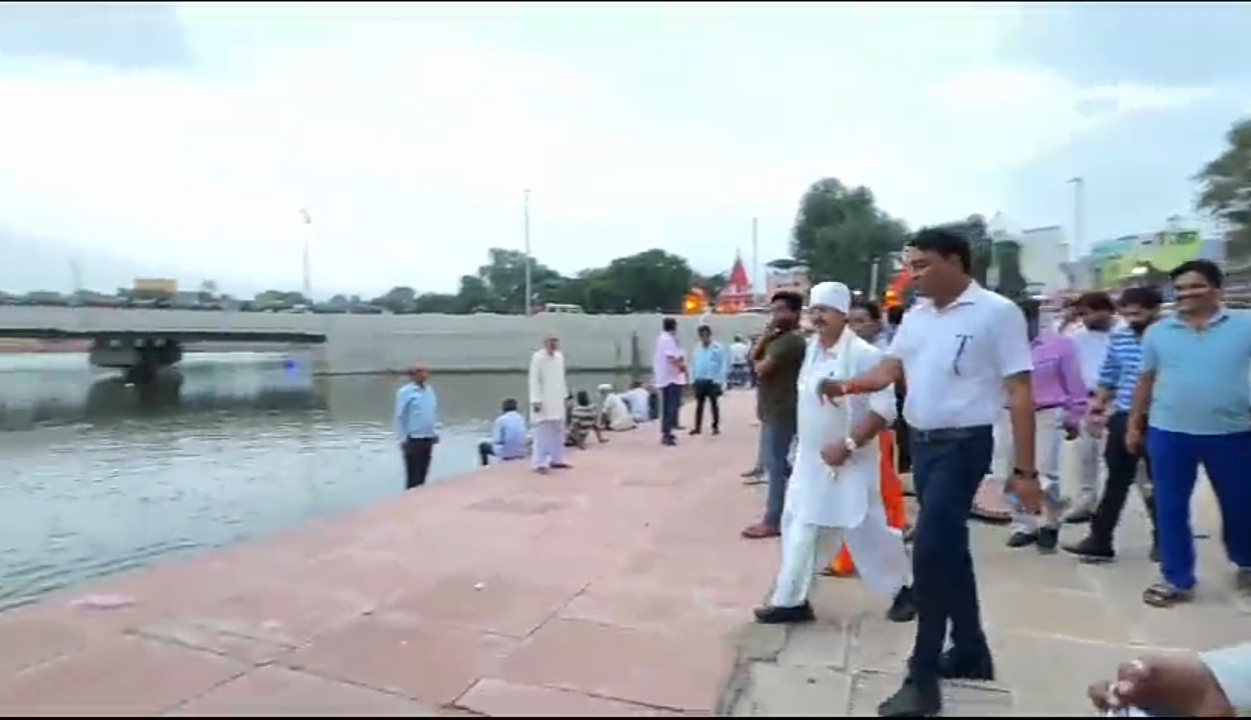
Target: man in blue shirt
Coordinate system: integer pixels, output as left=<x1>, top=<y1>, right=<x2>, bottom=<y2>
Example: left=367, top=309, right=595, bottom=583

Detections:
left=689, top=324, right=729, bottom=435
left=1064, top=286, right=1163, bottom=564
left=1131, top=260, right=1251, bottom=608
left=478, top=398, right=528, bottom=466
left=395, top=364, right=439, bottom=490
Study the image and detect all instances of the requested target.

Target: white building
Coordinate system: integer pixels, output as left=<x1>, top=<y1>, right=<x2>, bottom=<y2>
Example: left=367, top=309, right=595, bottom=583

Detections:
left=986, top=213, right=1073, bottom=294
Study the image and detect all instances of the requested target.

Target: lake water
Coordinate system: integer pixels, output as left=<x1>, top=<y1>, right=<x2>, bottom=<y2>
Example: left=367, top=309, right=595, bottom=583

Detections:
left=0, top=352, right=620, bottom=610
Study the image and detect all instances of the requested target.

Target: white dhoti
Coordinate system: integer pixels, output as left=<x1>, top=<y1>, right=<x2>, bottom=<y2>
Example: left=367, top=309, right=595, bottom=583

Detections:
left=771, top=500, right=912, bottom=607
left=769, top=320, right=911, bottom=609
left=530, top=419, right=565, bottom=470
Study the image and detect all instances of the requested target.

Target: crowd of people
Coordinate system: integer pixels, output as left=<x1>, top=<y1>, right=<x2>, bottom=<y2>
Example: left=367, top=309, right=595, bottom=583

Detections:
left=722, top=225, right=1250, bottom=717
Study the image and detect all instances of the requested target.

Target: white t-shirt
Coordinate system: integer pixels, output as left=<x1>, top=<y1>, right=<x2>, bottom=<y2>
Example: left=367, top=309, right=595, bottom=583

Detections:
left=729, top=341, right=750, bottom=365
left=1068, top=326, right=1111, bottom=391
left=888, top=283, right=1033, bottom=431
left=601, top=393, right=636, bottom=431
left=623, top=387, right=651, bottom=421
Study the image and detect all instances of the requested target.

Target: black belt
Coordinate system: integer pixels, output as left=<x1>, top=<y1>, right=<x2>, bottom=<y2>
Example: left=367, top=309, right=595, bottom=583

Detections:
left=911, top=425, right=992, bottom=443
left=1036, top=404, right=1064, bottom=411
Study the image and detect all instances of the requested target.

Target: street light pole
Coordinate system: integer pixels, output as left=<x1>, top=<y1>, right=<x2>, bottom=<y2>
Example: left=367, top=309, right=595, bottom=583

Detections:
left=523, top=189, right=532, bottom=316
left=300, top=208, right=312, bottom=301
left=1067, top=176, right=1085, bottom=262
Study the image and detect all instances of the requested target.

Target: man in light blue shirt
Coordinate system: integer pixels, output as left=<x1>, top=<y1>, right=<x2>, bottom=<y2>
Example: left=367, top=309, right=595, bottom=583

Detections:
left=689, top=324, right=729, bottom=435
left=478, top=398, right=528, bottom=466
left=395, top=365, right=439, bottom=490
left=1131, top=260, right=1251, bottom=608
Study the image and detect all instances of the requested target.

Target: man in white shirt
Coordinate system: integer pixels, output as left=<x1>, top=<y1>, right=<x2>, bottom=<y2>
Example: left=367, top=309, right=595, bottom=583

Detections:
left=623, top=381, right=652, bottom=423
left=825, top=227, right=1041, bottom=717
left=1062, top=291, right=1117, bottom=523
left=527, top=334, right=571, bottom=473
left=728, top=335, right=751, bottom=388
left=652, top=317, right=688, bottom=446
left=754, top=282, right=915, bottom=626
left=597, top=383, right=636, bottom=431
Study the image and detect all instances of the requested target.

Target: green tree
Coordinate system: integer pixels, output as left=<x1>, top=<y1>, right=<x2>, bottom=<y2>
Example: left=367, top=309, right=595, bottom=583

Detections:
left=412, top=292, right=461, bottom=313
left=1195, top=117, right=1251, bottom=262
left=790, top=178, right=908, bottom=292
left=992, top=240, right=1028, bottom=299
left=456, top=275, right=492, bottom=313
left=373, top=286, right=417, bottom=313
left=474, top=248, right=563, bottom=313
left=599, top=249, right=695, bottom=313
left=695, top=271, right=728, bottom=300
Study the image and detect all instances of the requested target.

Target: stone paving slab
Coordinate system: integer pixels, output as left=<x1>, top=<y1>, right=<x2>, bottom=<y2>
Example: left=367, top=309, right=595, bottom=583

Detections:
left=0, top=393, right=774, bottom=717
left=725, top=445, right=1247, bottom=717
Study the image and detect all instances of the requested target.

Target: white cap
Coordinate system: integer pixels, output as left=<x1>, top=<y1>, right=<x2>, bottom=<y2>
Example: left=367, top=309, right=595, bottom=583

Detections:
left=808, top=281, right=851, bottom=314
left=597, top=383, right=613, bottom=392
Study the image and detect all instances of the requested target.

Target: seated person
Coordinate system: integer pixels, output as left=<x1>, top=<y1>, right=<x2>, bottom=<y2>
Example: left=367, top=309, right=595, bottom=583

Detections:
left=622, top=381, right=652, bottom=423
left=566, top=390, right=605, bottom=448
left=597, top=383, right=636, bottom=431
left=477, top=397, right=528, bottom=466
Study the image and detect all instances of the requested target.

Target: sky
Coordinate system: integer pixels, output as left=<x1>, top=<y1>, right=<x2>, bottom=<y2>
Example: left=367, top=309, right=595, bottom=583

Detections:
left=0, top=1, right=1247, bottom=297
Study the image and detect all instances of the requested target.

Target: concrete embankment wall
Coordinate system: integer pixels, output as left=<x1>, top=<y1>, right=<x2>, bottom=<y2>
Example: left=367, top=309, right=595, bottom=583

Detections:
left=0, top=306, right=768, bottom=374
left=318, top=313, right=766, bottom=375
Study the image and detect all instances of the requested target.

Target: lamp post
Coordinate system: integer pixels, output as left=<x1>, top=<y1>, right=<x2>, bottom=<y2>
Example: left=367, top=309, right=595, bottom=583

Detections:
left=523, top=189, right=532, bottom=316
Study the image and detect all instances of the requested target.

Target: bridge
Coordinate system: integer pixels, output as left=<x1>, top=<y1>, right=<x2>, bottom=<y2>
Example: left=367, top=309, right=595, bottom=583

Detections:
left=0, top=306, right=326, bottom=383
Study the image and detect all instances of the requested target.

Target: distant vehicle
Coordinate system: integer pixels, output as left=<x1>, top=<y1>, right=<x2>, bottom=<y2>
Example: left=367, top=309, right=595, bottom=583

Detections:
left=539, top=303, right=585, bottom=314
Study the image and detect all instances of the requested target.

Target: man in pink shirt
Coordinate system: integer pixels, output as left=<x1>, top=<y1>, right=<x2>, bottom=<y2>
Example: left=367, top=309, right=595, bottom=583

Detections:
left=996, top=299, right=1088, bottom=552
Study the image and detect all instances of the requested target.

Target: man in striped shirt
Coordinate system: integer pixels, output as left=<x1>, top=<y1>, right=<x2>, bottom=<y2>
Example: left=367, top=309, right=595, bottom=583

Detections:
left=1063, top=286, right=1163, bottom=563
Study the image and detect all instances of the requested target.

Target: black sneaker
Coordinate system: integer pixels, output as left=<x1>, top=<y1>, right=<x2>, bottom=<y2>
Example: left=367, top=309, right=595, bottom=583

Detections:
left=753, top=601, right=816, bottom=625
left=878, top=676, right=942, bottom=717
left=939, top=648, right=995, bottom=681
left=688, top=428, right=701, bottom=435
left=1062, top=535, right=1115, bottom=563
left=1036, top=526, right=1059, bottom=554
left=886, top=586, right=917, bottom=623
left=1006, top=531, right=1037, bottom=548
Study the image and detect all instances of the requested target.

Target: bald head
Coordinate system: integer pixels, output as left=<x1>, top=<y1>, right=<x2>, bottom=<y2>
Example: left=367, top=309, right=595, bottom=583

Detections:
left=543, top=334, right=560, bottom=353
left=408, top=364, right=429, bottom=384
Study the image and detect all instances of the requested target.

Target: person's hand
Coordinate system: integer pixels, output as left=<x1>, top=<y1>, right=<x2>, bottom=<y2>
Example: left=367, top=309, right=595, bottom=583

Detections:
left=1088, top=656, right=1234, bottom=717
left=821, top=441, right=851, bottom=468
left=1064, top=423, right=1080, bottom=441
left=818, top=378, right=846, bottom=402
left=1126, top=423, right=1144, bottom=455
left=1008, top=470, right=1044, bottom=513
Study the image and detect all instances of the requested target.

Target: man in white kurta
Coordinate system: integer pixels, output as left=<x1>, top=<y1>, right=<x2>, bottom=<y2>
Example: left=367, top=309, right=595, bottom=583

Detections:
left=755, top=282, right=916, bottom=625
left=528, top=334, right=570, bottom=473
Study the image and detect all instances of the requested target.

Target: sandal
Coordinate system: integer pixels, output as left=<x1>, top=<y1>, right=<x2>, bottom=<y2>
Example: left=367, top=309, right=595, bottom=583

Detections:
left=1142, top=581, right=1194, bottom=608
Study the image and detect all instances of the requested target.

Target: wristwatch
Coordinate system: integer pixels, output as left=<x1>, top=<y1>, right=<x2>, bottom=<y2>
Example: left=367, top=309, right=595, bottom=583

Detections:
left=844, top=438, right=859, bottom=453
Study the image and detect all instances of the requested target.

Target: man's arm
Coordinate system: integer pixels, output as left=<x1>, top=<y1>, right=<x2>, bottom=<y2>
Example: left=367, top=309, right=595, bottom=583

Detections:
left=1130, top=327, right=1160, bottom=432
left=394, top=388, right=410, bottom=442
left=1093, top=337, right=1121, bottom=410
left=850, top=350, right=897, bottom=446
left=844, top=318, right=912, bottom=394
left=997, top=304, right=1036, bottom=474
left=757, top=333, right=802, bottom=379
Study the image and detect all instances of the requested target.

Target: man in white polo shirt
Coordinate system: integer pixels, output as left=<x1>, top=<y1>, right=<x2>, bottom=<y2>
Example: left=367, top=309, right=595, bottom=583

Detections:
left=823, top=226, right=1042, bottom=717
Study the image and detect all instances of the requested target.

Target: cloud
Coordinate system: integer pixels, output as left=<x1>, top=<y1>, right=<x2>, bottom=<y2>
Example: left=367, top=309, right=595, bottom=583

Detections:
left=0, top=2, right=1221, bottom=296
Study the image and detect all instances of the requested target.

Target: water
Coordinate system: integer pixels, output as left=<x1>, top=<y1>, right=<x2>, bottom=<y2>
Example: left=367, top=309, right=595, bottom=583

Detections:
left=0, top=352, right=620, bottom=610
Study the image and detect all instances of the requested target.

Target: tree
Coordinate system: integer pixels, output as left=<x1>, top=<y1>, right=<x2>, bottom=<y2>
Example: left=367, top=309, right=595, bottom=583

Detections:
left=992, top=240, right=1028, bottom=299
left=790, top=178, right=909, bottom=292
left=1195, top=117, right=1251, bottom=262
left=198, top=279, right=218, bottom=303
left=475, top=248, right=563, bottom=313
left=598, top=249, right=695, bottom=313
left=373, top=286, right=417, bottom=313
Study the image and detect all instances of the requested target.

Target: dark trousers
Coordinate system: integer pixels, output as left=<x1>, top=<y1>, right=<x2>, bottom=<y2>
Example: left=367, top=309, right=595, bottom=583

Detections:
left=894, top=391, right=912, bottom=473
left=660, top=383, right=683, bottom=440
left=1149, top=427, right=1251, bottom=591
left=909, top=425, right=993, bottom=682
left=691, top=379, right=721, bottom=431
left=402, top=437, right=435, bottom=489
left=1089, top=412, right=1157, bottom=548
left=761, top=421, right=797, bottom=529
left=477, top=441, right=494, bottom=467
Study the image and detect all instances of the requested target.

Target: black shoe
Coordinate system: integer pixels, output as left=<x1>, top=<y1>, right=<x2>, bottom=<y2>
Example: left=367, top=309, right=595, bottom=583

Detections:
left=753, top=602, right=816, bottom=625
left=886, top=586, right=917, bottom=623
left=1006, top=531, right=1037, bottom=548
left=689, top=428, right=702, bottom=436
left=662, top=435, right=677, bottom=447
left=878, top=676, right=942, bottom=717
left=939, top=648, right=996, bottom=681
left=1036, top=526, right=1059, bottom=554
left=1062, top=535, right=1115, bottom=563
left=712, top=427, right=720, bottom=435
left=741, top=468, right=762, bottom=478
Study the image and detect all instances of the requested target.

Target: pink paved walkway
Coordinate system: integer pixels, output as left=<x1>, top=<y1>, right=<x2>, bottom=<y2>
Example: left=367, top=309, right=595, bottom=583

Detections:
left=0, top=393, right=774, bottom=716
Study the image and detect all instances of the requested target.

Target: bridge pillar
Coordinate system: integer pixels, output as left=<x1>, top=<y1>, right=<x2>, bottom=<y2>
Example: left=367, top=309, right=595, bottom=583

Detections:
left=89, top=337, right=184, bottom=383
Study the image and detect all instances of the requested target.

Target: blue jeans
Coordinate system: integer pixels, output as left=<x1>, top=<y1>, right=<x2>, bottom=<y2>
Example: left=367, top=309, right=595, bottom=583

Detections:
left=1148, top=428, right=1251, bottom=591
left=659, top=383, right=683, bottom=440
left=908, top=425, right=994, bottom=682
left=760, top=421, right=796, bottom=529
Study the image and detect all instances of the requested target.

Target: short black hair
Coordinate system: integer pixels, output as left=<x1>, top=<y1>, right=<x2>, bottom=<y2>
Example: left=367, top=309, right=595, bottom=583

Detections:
left=1118, top=285, right=1164, bottom=310
left=501, top=397, right=518, bottom=412
left=1075, top=291, right=1115, bottom=312
left=850, top=298, right=881, bottom=322
left=697, top=324, right=711, bottom=334
left=886, top=305, right=904, bottom=325
left=576, top=389, right=590, bottom=405
left=770, top=290, right=804, bottom=313
left=1169, top=259, right=1223, bottom=289
left=909, top=226, right=972, bottom=273
left=662, top=317, right=677, bottom=332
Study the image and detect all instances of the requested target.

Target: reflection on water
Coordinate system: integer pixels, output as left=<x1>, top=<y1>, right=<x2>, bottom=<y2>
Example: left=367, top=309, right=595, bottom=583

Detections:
left=0, top=352, right=619, bottom=610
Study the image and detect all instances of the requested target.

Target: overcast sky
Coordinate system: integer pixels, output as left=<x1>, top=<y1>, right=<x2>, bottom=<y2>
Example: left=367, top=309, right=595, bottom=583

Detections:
left=0, top=2, right=1246, bottom=297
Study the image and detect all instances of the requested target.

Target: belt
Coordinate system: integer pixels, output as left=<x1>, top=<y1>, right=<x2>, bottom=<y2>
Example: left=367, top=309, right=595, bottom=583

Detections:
left=1035, top=404, right=1064, bottom=411
left=911, top=425, right=992, bottom=443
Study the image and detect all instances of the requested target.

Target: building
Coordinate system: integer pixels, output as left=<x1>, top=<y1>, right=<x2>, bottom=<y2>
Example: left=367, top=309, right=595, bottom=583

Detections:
left=716, top=252, right=754, bottom=313
left=764, top=258, right=810, bottom=300
left=1087, top=222, right=1221, bottom=289
left=986, top=214, right=1072, bottom=295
